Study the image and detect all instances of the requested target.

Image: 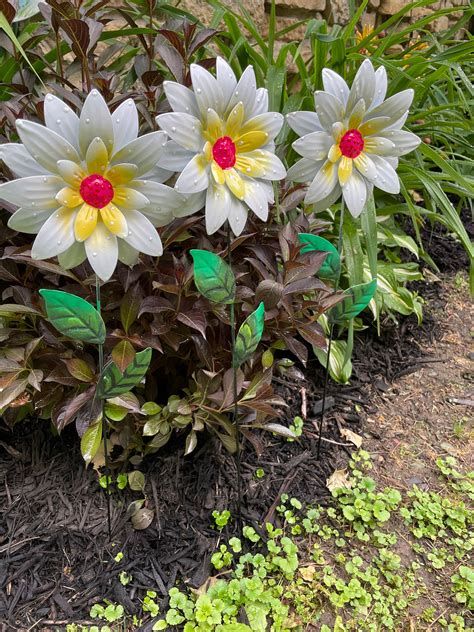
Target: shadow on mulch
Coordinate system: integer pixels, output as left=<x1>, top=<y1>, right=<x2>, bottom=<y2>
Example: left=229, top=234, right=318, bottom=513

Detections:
left=0, top=218, right=470, bottom=630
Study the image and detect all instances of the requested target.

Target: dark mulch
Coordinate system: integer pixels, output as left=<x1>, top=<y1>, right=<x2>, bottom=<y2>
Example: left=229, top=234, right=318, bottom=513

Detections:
left=0, top=223, right=469, bottom=630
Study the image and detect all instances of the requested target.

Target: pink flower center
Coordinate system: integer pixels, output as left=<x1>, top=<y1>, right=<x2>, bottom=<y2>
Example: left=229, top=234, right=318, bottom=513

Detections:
left=339, top=129, right=364, bottom=159
left=212, top=136, right=237, bottom=170
left=79, top=174, right=114, bottom=208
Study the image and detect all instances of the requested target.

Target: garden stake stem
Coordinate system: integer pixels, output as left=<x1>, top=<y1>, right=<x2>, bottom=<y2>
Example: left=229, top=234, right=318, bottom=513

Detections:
left=95, top=275, right=112, bottom=540
left=316, top=200, right=345, bottom=460
left=226, top=224, right=243, bottom=528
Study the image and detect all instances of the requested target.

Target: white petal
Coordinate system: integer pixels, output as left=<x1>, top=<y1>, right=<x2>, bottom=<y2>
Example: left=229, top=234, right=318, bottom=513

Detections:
left=175, top=155, right=210, bottom=194
left=239, top=112, right=284, bottom=142
left=312, top=183, right=342, bottom=212
left=378, top=130, right=421, bottom=156
left=292, top=131, right=332, bottom=160
left=228, top=197, right=248, bottom=236
left=173, top=190, right=205, bottom=218
left=140, top=164, right=174, bottom=184
left=123, top=210, right=163, bottom=256
left=131, top=180, right=184, bottom=209
left=385, top=111, right=409, bottom=131
left=243, top=178, right=268, bottom=221
left=364, top=136, right=396, bottom=156
left=190, top=63, right=225, bottom=117
left=286, top=110, right=322, bottom=136
left=371, top=66, right=387, bottom=110
left=16, top=120, right=80, bottom=173
left=322, top=68, right=350, bottom=106
left=313, top=91, right=345, bottom=131
left=0, top=175, right=63, bottom=209
left=118, top=239, right=139, bottom=266
left=305, top=161, right=338, bottom=205
left=286, top=157, right=323, bottom=183
left=111, top=131, right=168, bottom=177
left=246, top=88, right=269, bottom=118
left=85, top=223, right=118, bottom=281
left=43, top=94, right=80, bottom=151
left=0, top=143, right=47, bottom=177
left=155, top=140, right=197, bottom=171
left=384, top=156, right=399, bottom=170
left=226, top=65, right=257, bottom=117
left=354, top=152, right=378, bottom=182
left=79, top=89, right=113, bottom=156
left=365, top=90, right=414, bottom=126
left=216, top=57, right=238, bottom=108
left=342, top=171, right=368, bottom=217
left=370, top=154, right=400, bottom=194
left=163, top=81, right=200, bottom=119
left=112, top=99, right=139, bottom=153
left=205, top=181, right=229, bottom=234
left=243, top=149, right=286, bottom=180
left=8, top=208, right=54, bottom=233
left=31, top=207, right=76, bottom=258
left=346, top=59, right=376, bottom=113
left=156, top=112, right=203, bottom=152
left=58, top=241, right=87, bottom=269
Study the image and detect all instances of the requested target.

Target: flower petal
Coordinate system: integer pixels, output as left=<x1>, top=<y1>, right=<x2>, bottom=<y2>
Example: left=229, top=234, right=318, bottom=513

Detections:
left=216, top=57, right=237, bottom=107
left=346, top=59, right=376, bottom=113
left=322, top=68, right=350, bottom=105
left=205, top=181, right=229, bottom=234
left=246, top=88, right=269, bottom=118
left=112, top=99, right=138, bottom=153
left=58, top=240, right=87, bottom=269
left=235, top=131, right=268, bottom=153
left=369, top=154, right=400, bottom=194
left=113, top=186, right=149, bottom=210
left=313, top=91, right=345, bottom=131
left=156, top=112, right=203, bottom=152
left=43, top=94, right=80, bottom=151
left=364, top=136, right=396, bottom=156
left=365, top=89, right=414, bottom=126
left=123, top=210, right=163, bottom=256
left=172, top=190, right=206, bottom=218
left=225, top=168, right=245, bottom=200
left=371, top=66, right=387, bottom=109
left=56, top=187, right=82, bottom=209
left=105, top=163, right=139, bottom=186
left=131, top=180, right=184, bottom=212
left=305, top=160, right=338, bottom=205
left=86, top=137, right=109, bottom=174
left=312, top=182, right=342, bottom=212
left=238, top=112, right=284, bottom=142
left=85, top=222, right=118, bottom=281
left=8, top=208, right=54, bottom=234
left=31, top=207, right=76, bottom=259
left=286, top=110, right=322, bottom=136
left=243, top=177, right=268, bottom=221
left=235, top=154, right=266, bottom=178
left=79, top=89, right=113, bottom=156
left=118, top=239, right=139, bottom=266
left=75, top=204, right=98, bottom=241
left=286, top=157, right=322, bottom=183
left=204, top=107, right=224, bottom=142
left=211, top=161, right=226, bottom=184
left=353, top=152, right=378, bottom=181
left=111, top=131, right=168, bottom=177
left=342, top=170, right=368, bottom=217
left=0, top=175, right=63, bottom=209
left=155, top=140, right=197, bottom=171
left=226, top=65, right=257, bottom=119
left=338, top=156, right=353, bottom=186
left=228, top=197, right=248, bottom=236
left=190, top=63, right=225, bottom=117
left=378, top=130, right=421, bottom=156
left=163, top=80, right=201, bottom=119
left=348, top=98, right=366, bottom=129
left=242, top=149, right=286, bottom=180
left=225, top=101, right=245, bottom=138
left=175, top=154, right=210, bottom=194
left=57, top=160, right=86, bottom=187
left=0, top=143, right=47, bottom=177
left=100, top=203, right=128, bottom=237
left=292, top=131, right=332, bottom=160
left=16, top=120, right=80, bottom=173
left=358, top=116, right=391, bottom=137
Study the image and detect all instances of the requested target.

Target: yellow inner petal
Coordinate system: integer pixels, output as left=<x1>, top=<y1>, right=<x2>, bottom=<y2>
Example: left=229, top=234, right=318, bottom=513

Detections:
left=100, top=203, right=128, bottom=237
left=204, top=142, right=213, bottom=162
left=105, top=163, right=139, bottom=186
left=328, top=144, right=342, bottom=163
left=224, top=168, right=245, bottom=200
left=57, top=161, right=85, bottom=188
left=57, top=187, right=82, bottom=209
left=235, top=155, right=266, bottom=177
left=75, top=204, right=98, bottom=241
left=338, top=156, right=353, bottom=186
left=203, top=109, right=224, bottom=143
left=86, top=137, right=109, bottom=174
left=235, top=131, right=268, bottom=153
left=211, top=161, right=226, bottom=185
left=225, top=102, right=245, bottom=138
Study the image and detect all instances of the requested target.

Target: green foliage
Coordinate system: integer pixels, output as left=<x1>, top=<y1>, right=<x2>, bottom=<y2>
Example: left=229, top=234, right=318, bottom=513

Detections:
left=191, top=250, right=236, bottom=305
left=233, top=303, right=265, bottom=368
left=451, top=566, right=474, bottom=610
left=39, top=290, right=105, bottom=344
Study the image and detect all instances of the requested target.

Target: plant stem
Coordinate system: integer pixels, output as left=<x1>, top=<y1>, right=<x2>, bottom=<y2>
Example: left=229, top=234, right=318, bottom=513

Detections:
left=226, top=224, right=243, bottom=528
left=316, top=200, right=345, bottom=460
left=95, top=275, right=112, bottom=539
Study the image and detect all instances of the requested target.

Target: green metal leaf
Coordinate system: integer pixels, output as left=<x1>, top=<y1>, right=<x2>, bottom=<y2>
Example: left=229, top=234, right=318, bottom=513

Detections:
left=39, top=289, right=106, bottom=344
left=328, top=280, right=377, bottom=324
left=98, top=348, right=152, bottom=399
left=298, top=233, right=341, bottom=281
left=233, top=302, right=265, bottom=368
left=190, top=249, right=236, bottom=304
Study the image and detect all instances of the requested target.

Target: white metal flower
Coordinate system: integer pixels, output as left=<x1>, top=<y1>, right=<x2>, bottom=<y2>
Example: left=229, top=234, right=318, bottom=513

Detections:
left=155, top=58, right=286, bottom=236
left=0, top=90, right=198, bottom=281
left=286, top=59, right=421, bottom=217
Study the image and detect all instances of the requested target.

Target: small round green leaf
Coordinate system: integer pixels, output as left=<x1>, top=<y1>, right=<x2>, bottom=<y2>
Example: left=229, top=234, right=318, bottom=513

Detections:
left=190, top=249, right=236, bottom=304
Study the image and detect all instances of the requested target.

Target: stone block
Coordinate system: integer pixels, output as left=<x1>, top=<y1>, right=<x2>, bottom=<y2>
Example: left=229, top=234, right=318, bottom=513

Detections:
left=178, top=0, right=265, bottom=28
left=325, top=0, right=349, bottom=24
left=274, top=0, right=326, bottom=10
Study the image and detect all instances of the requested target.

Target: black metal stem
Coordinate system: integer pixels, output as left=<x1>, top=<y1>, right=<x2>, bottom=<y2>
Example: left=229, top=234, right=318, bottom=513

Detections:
left=226, top=224, right=243, bottom=528
left=316, top=200, right=345, bottom=460
left=96, top=275, right=112, bottom=539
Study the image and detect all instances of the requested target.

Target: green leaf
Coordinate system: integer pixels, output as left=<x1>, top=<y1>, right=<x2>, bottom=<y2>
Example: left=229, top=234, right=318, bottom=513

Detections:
left=190, top=249, right=236, bottom=304
left=314, top=340, right=353, bottom=384
left=98, top=348, right=152, bottom=399
left=39, top=290, right=106, bottom=344
left=111, top=340, right=136, bottom=372
left=233, top=302, right=265, bottom=368
left=297, top=233, right=341, bottom=280
left=329, top=280, right=377, bottom=324
left=81, top=419, right=102, bottom=466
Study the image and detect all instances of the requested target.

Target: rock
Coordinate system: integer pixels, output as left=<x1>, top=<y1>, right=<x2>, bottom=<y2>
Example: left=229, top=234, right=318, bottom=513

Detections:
left=325, top=0, right=349, bottom=24
left=275, top=0, right=326, bottom=10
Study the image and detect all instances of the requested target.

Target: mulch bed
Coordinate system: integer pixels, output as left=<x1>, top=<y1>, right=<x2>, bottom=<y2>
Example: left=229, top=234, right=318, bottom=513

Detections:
left=0, top=218, right=469, bottom=630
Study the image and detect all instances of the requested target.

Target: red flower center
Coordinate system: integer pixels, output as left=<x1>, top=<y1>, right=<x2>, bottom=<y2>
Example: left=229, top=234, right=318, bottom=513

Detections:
left=79, top=174, right=114, bottom=208
left=212, top=136, right=237, bottom=170
left=339, top=129, right=364, bottom=159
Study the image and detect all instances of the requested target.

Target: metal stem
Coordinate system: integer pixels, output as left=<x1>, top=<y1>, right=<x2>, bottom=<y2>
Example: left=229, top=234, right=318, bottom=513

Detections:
left=96, top=275, right=112, bottom=539
left=316, top=200, right=345, bottom=460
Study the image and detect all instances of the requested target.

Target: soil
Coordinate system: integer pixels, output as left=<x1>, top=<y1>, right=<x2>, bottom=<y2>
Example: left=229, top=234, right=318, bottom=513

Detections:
left=0, top=226, right=472, bottom=630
